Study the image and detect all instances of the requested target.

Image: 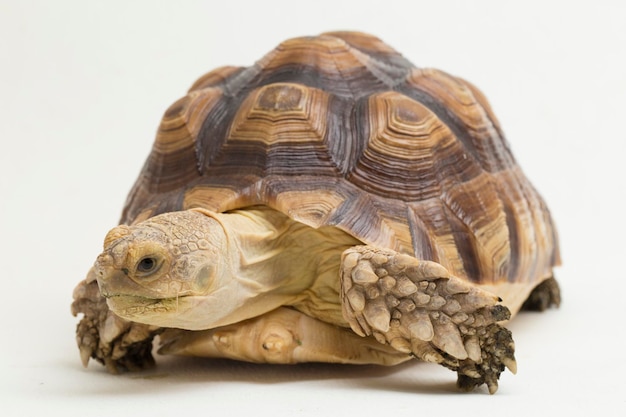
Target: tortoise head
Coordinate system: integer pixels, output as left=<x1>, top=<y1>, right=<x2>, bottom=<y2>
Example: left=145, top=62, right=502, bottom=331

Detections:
left=94, top=209, right=230, bottom=329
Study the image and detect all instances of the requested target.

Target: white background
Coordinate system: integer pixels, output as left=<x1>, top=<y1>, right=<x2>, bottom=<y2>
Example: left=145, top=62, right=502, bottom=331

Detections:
left=1, top=0, right=624, bottom=415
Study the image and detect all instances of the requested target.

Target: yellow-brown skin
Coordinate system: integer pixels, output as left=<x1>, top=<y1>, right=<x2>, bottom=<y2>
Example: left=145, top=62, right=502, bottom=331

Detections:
left=93, top=206, right=517, bottom=393
left=96, top=207, right=361, bottom=330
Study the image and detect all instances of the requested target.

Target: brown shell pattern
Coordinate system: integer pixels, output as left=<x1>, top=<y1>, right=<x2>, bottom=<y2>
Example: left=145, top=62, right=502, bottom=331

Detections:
left=122, top=32, right=560, bottom=285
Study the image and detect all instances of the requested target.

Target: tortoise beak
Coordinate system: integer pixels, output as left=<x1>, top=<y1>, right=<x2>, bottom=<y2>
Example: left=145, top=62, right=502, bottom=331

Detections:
left=94, top=254, right=130, bottom=298
left=94, top=239, right=134, bottom=298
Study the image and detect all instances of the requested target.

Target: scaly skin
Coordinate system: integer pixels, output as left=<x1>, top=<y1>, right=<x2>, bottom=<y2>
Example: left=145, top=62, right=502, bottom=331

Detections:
left=521, top=277, right=561, bottom=312
left=340, top=246, right=517, bottom=394
left=71, top=269, right=160, bottom=372
left=158, top=307, right=410, bottom=365
left=76, top=207, right=520, bottom=393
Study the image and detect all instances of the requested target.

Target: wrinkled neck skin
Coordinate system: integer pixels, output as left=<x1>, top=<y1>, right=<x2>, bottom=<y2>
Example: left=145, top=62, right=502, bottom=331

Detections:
left=184, top=206, right=361, bottom=330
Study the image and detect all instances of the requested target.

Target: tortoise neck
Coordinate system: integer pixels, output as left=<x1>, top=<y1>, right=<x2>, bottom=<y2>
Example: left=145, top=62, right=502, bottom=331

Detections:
left=196, top=206, right=360, bottom=324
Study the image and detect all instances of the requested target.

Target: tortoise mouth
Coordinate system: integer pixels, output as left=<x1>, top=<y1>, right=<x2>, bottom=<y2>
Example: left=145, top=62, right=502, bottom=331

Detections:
left=105, top=294, right=184, bottom=318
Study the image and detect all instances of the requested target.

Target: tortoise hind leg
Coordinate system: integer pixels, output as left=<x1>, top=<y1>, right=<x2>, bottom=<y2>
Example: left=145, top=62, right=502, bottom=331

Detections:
left=521, top=277, right=561, bottom=311
left=157, top=307, right=410, bottom=365
left=340, top=246, right=516, bottom=394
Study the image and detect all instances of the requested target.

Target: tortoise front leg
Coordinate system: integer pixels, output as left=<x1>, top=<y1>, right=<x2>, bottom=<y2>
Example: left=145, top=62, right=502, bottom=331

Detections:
left=340, top=246, right=516, bottom=394
left=71, top=268, right=161, bottom=373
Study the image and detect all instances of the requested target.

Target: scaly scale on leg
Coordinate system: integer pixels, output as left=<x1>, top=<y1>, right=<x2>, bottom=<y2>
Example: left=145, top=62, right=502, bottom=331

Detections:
left=340, top=245, right=517, bottom=394
left=71, top=269, right=160, bottom=373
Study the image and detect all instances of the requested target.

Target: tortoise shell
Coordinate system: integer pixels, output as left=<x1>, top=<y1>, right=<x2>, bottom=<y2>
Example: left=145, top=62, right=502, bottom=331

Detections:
left=121, top=31, right=560, bottom=285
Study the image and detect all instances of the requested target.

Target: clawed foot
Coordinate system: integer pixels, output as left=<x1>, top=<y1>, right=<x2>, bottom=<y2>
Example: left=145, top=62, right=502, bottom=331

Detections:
left=71, top=269, right=161, bottom=373
left=341, top=246, right=517, bottom=394
left=522, top=276, right=561, bottom=311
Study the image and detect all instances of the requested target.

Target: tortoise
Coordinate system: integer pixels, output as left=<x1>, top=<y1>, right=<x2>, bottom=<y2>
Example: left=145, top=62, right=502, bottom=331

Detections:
left=71, top=31, right=561, bottom=394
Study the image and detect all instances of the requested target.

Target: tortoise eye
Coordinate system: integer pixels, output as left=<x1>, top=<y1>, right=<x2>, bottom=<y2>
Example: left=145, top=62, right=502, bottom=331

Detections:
left=136, top=256, right=159, bottom=275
